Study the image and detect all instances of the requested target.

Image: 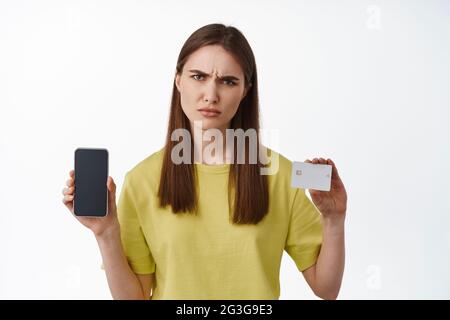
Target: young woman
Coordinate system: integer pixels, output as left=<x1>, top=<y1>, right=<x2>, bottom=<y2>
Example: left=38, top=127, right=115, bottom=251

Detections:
left=62, top=24, right=347, bottom=300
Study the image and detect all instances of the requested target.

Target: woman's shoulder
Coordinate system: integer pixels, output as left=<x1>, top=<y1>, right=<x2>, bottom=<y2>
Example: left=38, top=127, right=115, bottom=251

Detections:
left=262, top=146, right=293, bottom=177
left=126, top=147, right=165, bottom=181
left=264, top=148, right=301, bottom=203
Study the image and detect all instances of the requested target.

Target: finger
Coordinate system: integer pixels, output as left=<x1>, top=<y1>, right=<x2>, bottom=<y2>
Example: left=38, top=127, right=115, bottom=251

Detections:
left=327, top=158, right=336, bottom=167
left=304, top=159, right=312, bottom=163
left=66, top=178, right=74, bottom=187
left=69, top=170, right=74, bottom=178
left=62, top=194, right=74, bottom=203
left=107, top=176, right=116, bottom=203
left=327, top=158, right=340, bottom=178
left=312, top=158, right=319, bottom=164
left=62, top=187, right=74, bottom=196
left=318, top=157, right=327, bottom=164
left=62, top=197, right=73, bottom=211
left=308, top=188, right=322, bottom=198
left=107, top=176, right=116, bottom=192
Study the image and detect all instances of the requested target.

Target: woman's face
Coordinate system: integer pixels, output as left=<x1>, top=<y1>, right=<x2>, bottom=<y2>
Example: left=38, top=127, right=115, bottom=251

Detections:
left=175, top=45, right=248, bottom=132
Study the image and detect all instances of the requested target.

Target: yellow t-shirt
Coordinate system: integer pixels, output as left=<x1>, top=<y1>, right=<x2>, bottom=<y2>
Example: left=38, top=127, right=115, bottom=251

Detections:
left=117, top=147, right=323, bottom=299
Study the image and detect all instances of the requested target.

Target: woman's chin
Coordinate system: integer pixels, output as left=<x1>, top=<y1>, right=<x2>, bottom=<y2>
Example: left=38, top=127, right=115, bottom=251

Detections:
left=191, top=118, right=226, bottom=131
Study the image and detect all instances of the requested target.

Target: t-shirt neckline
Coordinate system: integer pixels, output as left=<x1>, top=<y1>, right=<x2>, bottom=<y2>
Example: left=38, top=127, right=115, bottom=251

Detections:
left=194, top=162, right=230, bottom=174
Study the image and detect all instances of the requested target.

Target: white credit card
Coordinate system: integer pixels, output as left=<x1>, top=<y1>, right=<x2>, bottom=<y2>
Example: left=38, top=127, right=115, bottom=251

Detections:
left=291, top=161, right=332, bottom=191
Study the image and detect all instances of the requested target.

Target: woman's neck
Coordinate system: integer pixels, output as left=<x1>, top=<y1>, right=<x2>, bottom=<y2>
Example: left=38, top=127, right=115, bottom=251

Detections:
left=192, top=125, right=232, bottom=165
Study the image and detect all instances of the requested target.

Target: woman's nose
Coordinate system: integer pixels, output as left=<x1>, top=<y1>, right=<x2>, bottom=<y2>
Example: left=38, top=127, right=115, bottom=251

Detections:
left=203, top=81, right=219, bottom=104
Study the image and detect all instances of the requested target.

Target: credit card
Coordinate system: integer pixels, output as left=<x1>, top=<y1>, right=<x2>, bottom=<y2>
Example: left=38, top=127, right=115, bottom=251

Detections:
left=291, top=161, right=332, bottom=191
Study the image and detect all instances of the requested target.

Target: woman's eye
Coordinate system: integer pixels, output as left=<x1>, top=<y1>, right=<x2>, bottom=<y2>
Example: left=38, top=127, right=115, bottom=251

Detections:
left=192, top=74, right=204, bottom=81
left=191, top=75, right=236, bottom=86
left=223, top=80, right=236, bottom=86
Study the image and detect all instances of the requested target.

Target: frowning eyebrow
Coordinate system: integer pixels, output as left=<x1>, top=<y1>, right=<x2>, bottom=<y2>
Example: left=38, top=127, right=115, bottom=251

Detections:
left=188, top=69, right=241, bottom=82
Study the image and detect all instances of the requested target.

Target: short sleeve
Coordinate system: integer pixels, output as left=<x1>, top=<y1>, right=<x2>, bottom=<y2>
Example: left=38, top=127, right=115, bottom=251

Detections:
left=117, top=172, right=156, bottom=274
left=285, top=188, right=323, bottom=272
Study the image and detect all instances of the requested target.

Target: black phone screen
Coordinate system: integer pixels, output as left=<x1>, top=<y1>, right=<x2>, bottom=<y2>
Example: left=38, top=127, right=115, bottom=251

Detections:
left=74, top=148, right=108, bottom=217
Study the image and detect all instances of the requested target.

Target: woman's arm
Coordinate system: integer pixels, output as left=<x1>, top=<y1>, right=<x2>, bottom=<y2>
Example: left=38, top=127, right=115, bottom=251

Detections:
left=302, top=216, right=345, bottom=300
left=96, top=225, right=153, bottom=300
left=63, top=171, right=153, bottom=299
left=301, top=158, right=347, bottom=300
left=136, top=274, right=156, bottom=299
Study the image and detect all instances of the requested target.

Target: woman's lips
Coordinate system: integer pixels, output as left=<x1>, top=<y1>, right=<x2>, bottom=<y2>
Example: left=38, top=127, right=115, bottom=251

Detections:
left=198, top=109, right=221, bottom=118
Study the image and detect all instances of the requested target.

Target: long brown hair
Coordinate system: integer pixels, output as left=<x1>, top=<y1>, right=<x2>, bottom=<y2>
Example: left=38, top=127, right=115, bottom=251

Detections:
left=158, top=23, right=269, bottom=224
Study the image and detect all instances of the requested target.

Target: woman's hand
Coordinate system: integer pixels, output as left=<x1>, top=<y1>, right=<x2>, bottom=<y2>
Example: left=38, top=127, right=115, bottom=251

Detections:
left=62, top=170, right=120, bottom=237
left=305, top=158, right=347, bottom=221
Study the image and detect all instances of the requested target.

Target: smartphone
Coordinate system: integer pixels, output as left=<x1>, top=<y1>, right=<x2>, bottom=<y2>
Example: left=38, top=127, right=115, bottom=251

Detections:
left=74, top=148, right=109, bottom=217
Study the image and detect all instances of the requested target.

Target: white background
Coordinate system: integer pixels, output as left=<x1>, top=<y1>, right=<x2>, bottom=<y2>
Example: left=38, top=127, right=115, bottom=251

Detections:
left=1, top=0, right=449, bottom=299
